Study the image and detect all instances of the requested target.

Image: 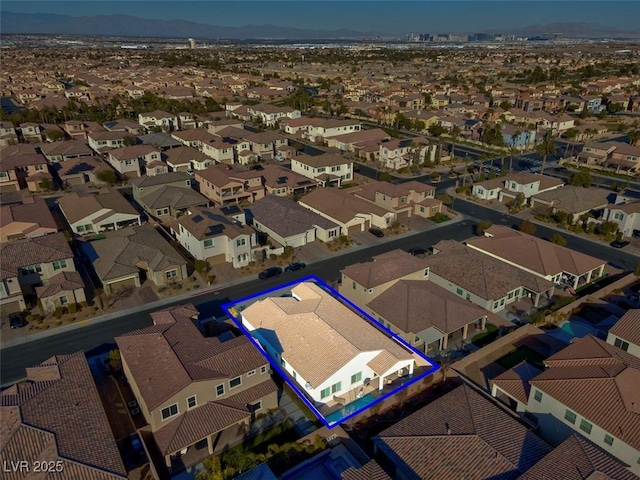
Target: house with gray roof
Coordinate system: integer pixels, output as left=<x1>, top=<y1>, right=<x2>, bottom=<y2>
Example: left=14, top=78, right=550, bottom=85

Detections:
left=247, top=195, right=340, bottom=248
left=530, top=185, right=610, bottom=220
left=84, top=224, right=187, bottom=294
left=132, top=172, right=209, bottom=219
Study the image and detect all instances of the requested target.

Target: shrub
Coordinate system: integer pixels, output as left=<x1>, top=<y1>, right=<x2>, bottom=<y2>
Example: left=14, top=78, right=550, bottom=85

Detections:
left=550, top=233, right=568, bottom=246
left=518, top=220, right=537, bottom=235
left=269, top=254, right=277, bottom=261
left=194, top=260, right=209, bottom=273
left=431, top=213, right=451, bottom=223
left=476, top=220, right=493, bottom=236
left=339, top=235, right=350, bottom=246
left=80, top=301, right=88, bottom=308
left=436, top=193, right=452, bottom=205
left=283, top=246, right=293, bottom=258
left=68, top=303, right=78, bottom=314
left=54, top=306, right=64, bottom=318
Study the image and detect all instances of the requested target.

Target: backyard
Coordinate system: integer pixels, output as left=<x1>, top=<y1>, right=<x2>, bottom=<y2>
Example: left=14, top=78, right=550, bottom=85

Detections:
left=495, top=346, right=546, bottom=371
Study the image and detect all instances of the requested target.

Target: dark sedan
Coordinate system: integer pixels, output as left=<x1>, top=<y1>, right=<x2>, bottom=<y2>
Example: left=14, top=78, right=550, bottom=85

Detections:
left=284, top=262, right=306, bottom=273
left=610, top=240, right=630, bottom=249
left=258, top=267, right=283, bottom=280
left=368, top=227, right=384, bottom=238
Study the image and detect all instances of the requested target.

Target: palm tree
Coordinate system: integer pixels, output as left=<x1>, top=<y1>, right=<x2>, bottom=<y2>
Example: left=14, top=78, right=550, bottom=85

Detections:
left=450, top=125, right=461, bottom=161
left=509, top=146, right=518, bottom=173
left=535, top=131, right=556, bottom=175
left=628, top=129, right=640, bottom=146
left=564, top=128, right=579, bottom=158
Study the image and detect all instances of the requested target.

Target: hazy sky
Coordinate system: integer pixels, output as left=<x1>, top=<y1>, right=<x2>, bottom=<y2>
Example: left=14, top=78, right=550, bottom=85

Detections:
left=3, top=1, right=639, bottom=33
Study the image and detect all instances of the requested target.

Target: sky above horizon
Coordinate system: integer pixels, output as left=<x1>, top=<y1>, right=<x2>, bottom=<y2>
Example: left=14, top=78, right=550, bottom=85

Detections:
left=2, top=1, right=639, bottom=33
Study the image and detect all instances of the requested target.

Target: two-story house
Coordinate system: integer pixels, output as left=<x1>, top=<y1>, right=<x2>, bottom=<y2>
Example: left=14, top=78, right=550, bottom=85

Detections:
left=0, top=196, right=58, bottom=242
left=169, top=206, right=255, bottom=268
left=0, top=153, right=51, bottom=192
left=575, top=141, right=618, bottom=166
left=40, top=139, right=94, bottom=163
left=303, top=118, right=362, bottom=142
left=242, top=131, right=288, bottom=161
left=291, top=153, right=353, bottom=187
left=602, top=191, right=640, bottom=237
left=87, top=131, right=126, bottom=152
left=106, top=144, right=161, bottom=178
left=138, top=110, right=178, bottom=132
left=609, top=144, right=640, bottom=173
left=116, top=304, right=278, bottom=469
left=163, top=146, right=213, bottom=172
left=472, top=173, right=564, bottom=203
left=246, top=104, right=301, bottom=127
left=132, top=172, right=209, bottom=219
left=606, top=309, right=640, bottom=358
left=196, top=164, right=265, bottom=207
left=0, top=120, right=18, bottom=146
left=352, top=180, right=442, bottom=220
left=260, top=164, right=318, bottom=197
left=58, top=189, right=142, bottom=235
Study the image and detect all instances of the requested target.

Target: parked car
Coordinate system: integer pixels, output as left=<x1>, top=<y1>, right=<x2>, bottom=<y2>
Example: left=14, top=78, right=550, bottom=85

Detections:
left=610, top=240, right=630, bottom=249
left=249, top=164, right=264, bottom=171
left=284, top=262, right=306, bottom=273
left=408, top=247, right=428, bottom=256
left=258, top=267, right=283, bottom=280
left=9, top=313, right=26, bottom=329
left=368, top=227, right=384, bottom=238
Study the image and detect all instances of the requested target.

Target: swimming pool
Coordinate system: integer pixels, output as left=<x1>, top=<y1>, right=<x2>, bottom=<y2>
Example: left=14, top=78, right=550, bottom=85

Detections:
left=560, top=320, right=597, bottom=339
left=325, top=394, right=377, bottom=424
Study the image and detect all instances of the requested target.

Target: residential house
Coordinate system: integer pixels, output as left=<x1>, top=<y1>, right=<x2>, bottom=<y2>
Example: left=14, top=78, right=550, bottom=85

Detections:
left=530, top=185, right=610, bottom=221
left=247, top=195, right=340, bottom=247
left=169, top=206, right=255, bottom=268
left=609, top=144, right=640, bottom=173
left=291, top=153, right=353, bottom=187
left=299, top=188, right=394, bottom=235
left=241, top=282, right=417, bottom=405
left=146, top=158, right=170, bottom=176
left=260, top=164, right=318, bottom=197
left=1, top=353, right=127, bottom=479
left=132, top=172, right=209, bottom=219
left=303, top=119, right=362, bottom=142
left=178, top=112, right=197, bottom=130
left=138, top=110, right=178, bottom=132
left=58, top=189, right=142, bottom=235
left=116, top=304, right=278, bottom=468
left=426, top=240, right=556, bottom=311
left=137, top=133, right=183, bottom=151
left=60, top=120, right=106, bottom=140
left=471, top=173, right=564, bottom=202
left=242, top=131, right=288, bottom=161
left=106, top=144, right=161, bottom=178
left=201, top=136, right=236, bottom=164
left=53, top=156, right=111, bottom=186
left=0, top=196, right=57, bottom=242
left=279, top=117, right=321, bottom=135
left=500, top=124, right=536, bottom=148
left=19, top=122, right=45, bottom=142
left=0, top=121, right=18, bottom=146
left=493, top=335, right=640, bottom=475
left=607, top=309, right=640, bottom=358
left=328, top=129, right=391, bottom=153
left=378, top=137, right=430, bottom=170
left=103, top=118, right=144, bottom=135
left=87, top=130, right=126, bottom=151
left=575, top=141, right=618, bottom=166
left=35, top=270, right=87, bottom=314
left=40, top=139, right=94, bottom=163
left=373, top=384, right=552, bottom=480
left=352, top=180, right=442, bottom=220
left=246, top=104, right=301, bottom=127
left=602, top=191, right=640, bottom=237
left=196, top=164, right=265, bottom=207
left=163, top=146, right=213, bottom=172
left=0, top=153, right=51, bottom=192
left=171, top=128, right=216, bottom=149
left=467, top=226, right=606, bottom=290
left=85, top=224, right=188, bottom=293
left=340, top=250, right=496, bottom=353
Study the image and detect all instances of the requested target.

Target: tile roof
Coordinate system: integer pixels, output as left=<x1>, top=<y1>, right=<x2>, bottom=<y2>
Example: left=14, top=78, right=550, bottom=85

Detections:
left=341, top=249, right=429, bottom=289
left=0, top=352, right=127, bottom=479
left=530, top=335, right=640, bottom=451
left=40, top=139, right=94, bottom=157
left=54, top=155, right=109, bottom=176
left=356, top=180, right=434, bottom=199
left=341, top=460, right=391, bottom=480
left=241, top=282, right=414, bottom=387
left=139, top=184, right=209, bottom=210
left=171, top=206, right=253, bottom=240
left=425, top=241, right=555, bottom=299
left=375, top=384, right=551, bottom=480
left=466, top=226, right=605, bottom=277
left=518, top=434, right=639, bottom=480
left=0, top=196, right=57, bottom=236
left=0, top=232, right=73, bottom=280
left=1, top=153, right=48, bottom=171
left=491, top=361, right=542, bottom=404
left=35, top=270, right=84, bottom=298
left=300, top=188, right=391, bottom=224
left=294, top=153, right=350, bottom=168
left=367, top=280, right=489, bottom=336
left=162, top=145, right=211, bottom=165
left=260, top=164, right=318, bottom=190
left=116, top=304, right=270, bottom=411
left=532, top=185, right=610, bottom=213
left=248, top=195, right=338, bottom=237
left=57, top=188, right=139, bottom=224
left=89, top=224, right=186, bottom=281
left=609, top=309, right=640, bottom=346
left=131, top=171, right=191, bottom=187
left=475, top=173, right=564, bottom=192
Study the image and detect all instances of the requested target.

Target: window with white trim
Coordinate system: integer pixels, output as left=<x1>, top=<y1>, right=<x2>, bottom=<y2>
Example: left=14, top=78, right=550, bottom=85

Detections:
left=187, top=395, right=197, bottom=409
left=260, top=365, right=268, bottom=374
left=216, top=384, right=225, bottom=396
left=161, top=403, right=179, bottom=420
left=53, top=260, right=67, bottom=270
left=247, top=369, right=256, bottom=377
left=165, top=270, right=178, bottom=279
left=230, top=376, right=242, bottom=389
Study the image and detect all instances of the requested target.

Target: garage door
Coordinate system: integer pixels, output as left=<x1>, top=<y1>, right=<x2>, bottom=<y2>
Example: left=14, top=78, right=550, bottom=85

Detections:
left=107, top=276, right=138, bottom=293
left=1, top=300, right=22, bottom=315
left=348, top=223, right=362, bottom=235
left=207, top=253, right=226, bottom=265
left=396, top=211, right=409, bottom=221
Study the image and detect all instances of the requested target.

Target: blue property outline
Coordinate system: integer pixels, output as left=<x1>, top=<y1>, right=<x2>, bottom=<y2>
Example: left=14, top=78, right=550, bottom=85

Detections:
left=222, top=275, right=440, bottom=429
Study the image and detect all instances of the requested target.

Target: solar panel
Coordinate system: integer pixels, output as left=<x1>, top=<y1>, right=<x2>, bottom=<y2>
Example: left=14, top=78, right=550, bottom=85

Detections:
left=192, top=215, right=203, bottom=223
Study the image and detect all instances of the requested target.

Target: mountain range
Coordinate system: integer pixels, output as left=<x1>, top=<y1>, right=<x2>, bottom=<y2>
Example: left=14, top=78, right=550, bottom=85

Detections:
left=1, top=12, right=638, bottom=40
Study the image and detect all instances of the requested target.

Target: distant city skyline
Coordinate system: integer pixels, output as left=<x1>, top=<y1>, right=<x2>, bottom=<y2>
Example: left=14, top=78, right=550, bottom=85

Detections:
left=2, top=1, right=639, bottom=34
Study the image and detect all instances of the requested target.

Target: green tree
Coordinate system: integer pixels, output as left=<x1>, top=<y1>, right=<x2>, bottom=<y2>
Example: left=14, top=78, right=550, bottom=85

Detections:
left=535, top=131, right=556, bottom=175
left=550, top=233, right=568, bottom=246
left=44, top=129, right=65, bottom=142
left=628, top=129, right=640, bottom=146
left=378, top=172, right=392, bottom=182
left=519, top=219, right=537, bottom=235
left=428, top=123, right=446, bottom=137
left=499, top=100, right=511, bottom=111
left=568, top=170, right=593, bottom=187
left=563, top=128, right=579, bottom=158
left=123, top=135, right=137, bottom=146
left=450, top=125, right=461, bottom=160
left=476, top=220, right=493, bottom=236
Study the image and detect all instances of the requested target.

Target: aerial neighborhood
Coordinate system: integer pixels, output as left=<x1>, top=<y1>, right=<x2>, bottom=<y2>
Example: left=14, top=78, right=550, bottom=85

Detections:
left=1, top=23, right=640, bottom=480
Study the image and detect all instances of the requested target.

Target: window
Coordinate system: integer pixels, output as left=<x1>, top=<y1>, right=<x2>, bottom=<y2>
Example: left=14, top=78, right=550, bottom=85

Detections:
left=0, top=171, right=7, bottom=179
left=493, top=301, right=499, bottom=310
left=414, top=335, right=420, bottom=343
left=236, top=238, right=246, bottom=247
left=424, top=268, right=429, bottom=277
left=456, top=288, right=463, bottom=296
left=59, top=295, right=69, bottom=305
left=331, top=382, right=341, bottom=394
left=248, top=401, right=262, bottom=412
left=187, top=395, right=197, bottom=409
left=204, top=238, right=214, bottom=248
left=328, top=230, right=337, bottom=238
left=508, top=291, right=514, bottom=300
left=247, top=369, right=256, bottom=377
left=216, top=384, right=224, bottom=396
left=280, top=357, right=286, bottom=368
left=292, top=370, right=297, bottom=380
left=352, top=282, right=356, bottom=290
left=260, top=365, right=268, bottom=374
left=320, top=387, right=330, bottom=399
left=604, top=434, right=614, bottom=446
left=614, top=338, right=630, bottom=352
left=155, top=208, right=169, bottom=216
left=533, top=390, right=542, bottom=402
left=579, top=419, right=592, bottom=434
left=161, top=404, right=178, bottom=420
left=564, top=409, right=577, bottom=424
left=165, top=270, right=178, bottom=279
left=77, top=225, right=85, bottom=233
left=351, top=372, right=362, bottom=384
left=614, top=212, right=623, bottom=221
left=53, top=260, right=67, bottom=270
left=20, top=264, right=42, bottom=275
left=230, top=376, right=242, bottom=389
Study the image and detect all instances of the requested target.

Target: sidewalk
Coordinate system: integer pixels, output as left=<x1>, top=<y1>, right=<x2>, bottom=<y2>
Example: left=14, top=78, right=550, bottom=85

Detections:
left=0, top=214, right=467, bottom=350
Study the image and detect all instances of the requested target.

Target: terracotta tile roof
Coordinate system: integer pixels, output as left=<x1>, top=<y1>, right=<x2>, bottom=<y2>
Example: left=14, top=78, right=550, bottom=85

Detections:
left=108, top=144, right=157, bottom=160
left=138, top=184, right=209, bottom=210
left=54, top=155, right=109, bottom=177
left=300, top=188, right=391, bottom=223
left=375, top=384, right=551, bottom=480
left=163, top=145, right=211, bottom=165
left=40, top=139, right=94, bottom=157
left=260, top=164, right=318, bottom=190
left=116, top=304, right=269, bottom=411
left=475, top=173, right=564, bottom=192
left=248, top=195, right=338, bottom=237
left=0, top=232, right=73, bottom=280
left=1, top=153, right=47, bottom=171
left=0, top=196, right=57, bottom=237
left=530, top=335, right=640, bottom=451
left=241, top=282, right=414, bottom=387
left=172, top=206, right=253, bottom=240
left=341, top=460, right=391, bottom=480
left=341, top=250, right=429, bottom=289
left=425, top=242, right=555, bottom=299
left=356, top=180, right=434, bottom=199
left=466, top=226, right=605, bottom=277
left=294, top=153, right=350, bottom=168
left=492, top=361, right=542, bottom=404
left=609, top=309, right=640, bottom=346
left=35, top=270, right=84, bottom=298
left=518, top=434, right=639, bottom=480
left=367, top=280, right=488, bottom=336
left=58, top=188, right=139, bottom=224
left=0, top=352, right=127, bottom=479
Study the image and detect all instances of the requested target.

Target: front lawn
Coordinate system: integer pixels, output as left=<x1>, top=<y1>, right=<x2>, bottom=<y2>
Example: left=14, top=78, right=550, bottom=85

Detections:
left=431, top=213, right=451, bottom=223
